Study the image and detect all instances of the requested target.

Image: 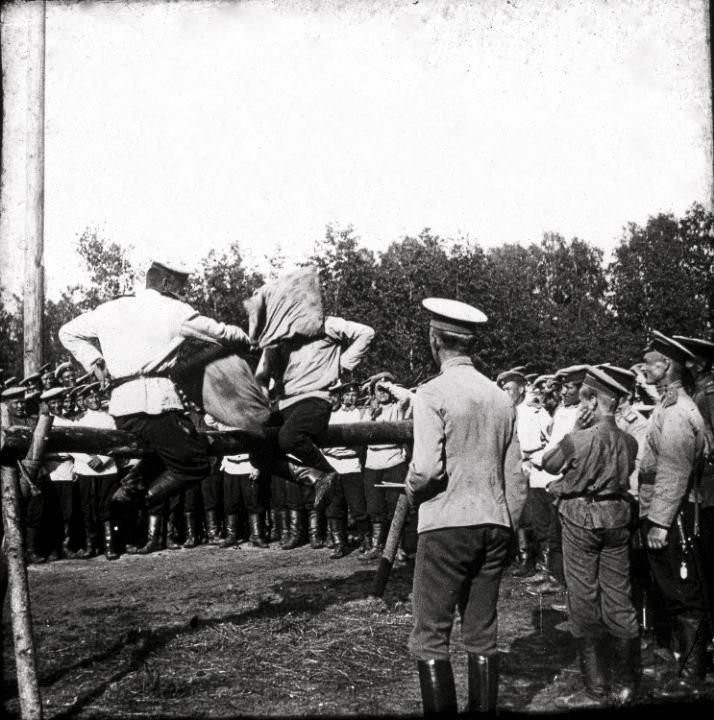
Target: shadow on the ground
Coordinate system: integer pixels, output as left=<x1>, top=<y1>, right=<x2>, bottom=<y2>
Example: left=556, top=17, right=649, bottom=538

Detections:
left=499, top=607, right=576, bottom=709
left=5, top=566, right=409, bottom=718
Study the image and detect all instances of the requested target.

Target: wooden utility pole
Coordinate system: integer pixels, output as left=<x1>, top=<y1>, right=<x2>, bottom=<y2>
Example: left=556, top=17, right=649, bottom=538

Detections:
left=23, top=0, right=46, bottom=377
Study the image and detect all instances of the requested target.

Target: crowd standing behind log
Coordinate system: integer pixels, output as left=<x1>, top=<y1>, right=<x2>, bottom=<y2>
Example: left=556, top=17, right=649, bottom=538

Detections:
left=1, top=259, right=714, bottom=713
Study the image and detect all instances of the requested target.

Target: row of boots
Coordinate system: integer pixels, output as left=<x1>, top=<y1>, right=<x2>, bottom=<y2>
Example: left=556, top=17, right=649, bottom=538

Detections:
left=25, top=520, right=119, bottom=563
left=417, top=654, right=498, bottom=715
left=273, top=509, right=350, bottom=559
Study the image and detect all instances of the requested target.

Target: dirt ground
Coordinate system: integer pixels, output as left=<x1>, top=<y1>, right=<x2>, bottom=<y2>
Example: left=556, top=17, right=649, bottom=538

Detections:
left=4, top=540, right=714, bottom=719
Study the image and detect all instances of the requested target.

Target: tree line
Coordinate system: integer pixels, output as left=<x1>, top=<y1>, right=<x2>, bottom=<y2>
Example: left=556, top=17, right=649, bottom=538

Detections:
left=1, top=202, right=712, bottom=387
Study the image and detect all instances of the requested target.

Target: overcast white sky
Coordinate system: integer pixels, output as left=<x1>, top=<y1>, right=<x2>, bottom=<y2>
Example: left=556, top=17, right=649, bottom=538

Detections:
left=1, top=0, right=711, bottom=302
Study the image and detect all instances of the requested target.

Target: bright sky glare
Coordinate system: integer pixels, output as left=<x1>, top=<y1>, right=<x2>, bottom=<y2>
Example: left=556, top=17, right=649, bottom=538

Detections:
left=1, top=0, right=711, bottom=302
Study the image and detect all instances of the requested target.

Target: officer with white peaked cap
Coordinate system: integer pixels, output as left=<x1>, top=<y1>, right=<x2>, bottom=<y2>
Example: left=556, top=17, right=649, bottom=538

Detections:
left=406, top=297, right=525, bottom=715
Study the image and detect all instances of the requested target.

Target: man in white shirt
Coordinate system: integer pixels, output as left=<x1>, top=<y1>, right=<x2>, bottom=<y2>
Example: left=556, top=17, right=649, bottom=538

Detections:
left=527, top=364, right=589, bottom=595
left=59, top=259, right=251, bottom=553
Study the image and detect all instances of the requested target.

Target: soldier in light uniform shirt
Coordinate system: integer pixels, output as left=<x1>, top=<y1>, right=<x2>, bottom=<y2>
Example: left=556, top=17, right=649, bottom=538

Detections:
left=638, top=331, right=708, bottom=698
left=406, top=298, right=525, bottom=715
left=498, top=370, right=550, bottom=577
left=359, top=372, right=413, bottom=562
left=42, top=386, right=79, bottom=559
left=526, top=365, right=589, bottom=595
left=59, top=259, right=251, bottom=554
left=323, top=381, right=368, bottom=558
left=72, top=383, right=122, bottom=560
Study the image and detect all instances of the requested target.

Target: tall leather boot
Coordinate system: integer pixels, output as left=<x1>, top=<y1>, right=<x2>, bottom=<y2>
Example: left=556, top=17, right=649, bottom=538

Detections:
left=220, top=514, right=240, bottom=548
left=609, top=635, right=641, bottom=705
left=24, top=527, right=45, bottom=564
left=511, top=528, right=534, bottom=578
left=308, top=509, right=325, bottom=549
left=103, top=520, right=119, bottom=561
left=166, top=512, right=182, bottom=550
left=281, top=509, right=305, bottom=550
left=76, top=520, right=97, bottom=559
left=136, top=514, right=163, bottom=555
left=467, top=653, right=499, bottom=713
left=249, top=513, right=269, bottom=548
left=62, top=522, right=77, bottom=560
left=183, top=512, right=198, bottom=548
left=205, top=510, right=221, bottom=545
left=278, top=509, right=290, bottom=545
left=555, top=636, right=610, bottom=709
left=522, top=545, right=551, bottom=584
left=269, top=508, right=281, bottom=542
left=417, top=659, right=457, bottom=716
left=328, top=518, right=348, bottom=559
left=358, top=521, right=385, bottom=562
left=286, top=462, right=337, bottom=511
left=357, top=518, right=372, bottom=554
left=656, top=614, right=708, bottom=698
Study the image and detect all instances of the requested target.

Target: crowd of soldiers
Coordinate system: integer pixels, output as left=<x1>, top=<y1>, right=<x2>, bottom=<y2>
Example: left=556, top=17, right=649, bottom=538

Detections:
left=3, top=256, right=714, bottom=714
left=0, top=360, right=417, bottom=565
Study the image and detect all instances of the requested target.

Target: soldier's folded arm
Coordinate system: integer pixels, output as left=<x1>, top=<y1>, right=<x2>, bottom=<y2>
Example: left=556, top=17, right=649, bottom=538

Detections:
left=541, top=435, right=575, bottom=476
left=179, top=315, right=250, bottom=348
left=326, top=317, right=375, bottom=372
left=58, top=309, right=104, bottom=370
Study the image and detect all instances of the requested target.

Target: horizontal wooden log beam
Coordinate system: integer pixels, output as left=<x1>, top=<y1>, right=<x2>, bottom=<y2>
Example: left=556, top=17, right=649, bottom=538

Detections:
left=0, top=421, right=413, bottom=461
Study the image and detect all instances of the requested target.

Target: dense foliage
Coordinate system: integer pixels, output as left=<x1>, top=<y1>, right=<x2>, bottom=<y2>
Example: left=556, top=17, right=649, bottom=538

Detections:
left=6, top=203, right=712, bottom=385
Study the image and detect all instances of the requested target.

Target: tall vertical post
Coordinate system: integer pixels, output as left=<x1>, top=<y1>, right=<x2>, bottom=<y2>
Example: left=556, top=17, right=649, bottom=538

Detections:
left=23, top=0, right=46, bottom=377
left=1, top=460, right=43, bottom=720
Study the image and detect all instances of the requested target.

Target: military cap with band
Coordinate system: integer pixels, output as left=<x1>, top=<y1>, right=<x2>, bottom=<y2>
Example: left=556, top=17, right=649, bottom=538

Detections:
left=333, top=381, right=360, bottom=394
left=76, top=371, right=94, bottom=385
left=1, top=386, right=26, bottom=401
left=672, top=335, right=714, bottom=361
left=362, top=371, right=396, bottom=392
left=19, top=372, right=41, bottom=387
left=40, top=386, right=67, bottom=402
left=69, top=384, right=88, bottom=399
left=597, top=364, right=637, bottom=396
left=3, top=376, right=18, bottom=389
left=532, top=374, right=553, bottom=389
left=77, top=382, right=102, bottom=397
left=555, top=364, right=589, bottom=385
left=54, top=362, right=73, bottom=379
left=644, top=330, right=696, bottom=365
left=422, top=297, right=487, bottom=335
left=38, top=363, right=52, bottom=373
left=582, top=365, right=630, bottom=401
left=524, top=372, right=538, bottom=384
left=149, top=257, right=190, bottom=278
left=497, top=370, right=527, bottom=388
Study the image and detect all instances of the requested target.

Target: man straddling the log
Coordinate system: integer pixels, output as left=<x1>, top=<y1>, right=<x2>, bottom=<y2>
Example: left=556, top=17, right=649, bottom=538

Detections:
left=58, top=258, right=252, bottom=553
left=252, top=314, right=375, bottom=524
left=541, top=367, right=640, bottom=709
left=405, top=298, right=526, bottom=716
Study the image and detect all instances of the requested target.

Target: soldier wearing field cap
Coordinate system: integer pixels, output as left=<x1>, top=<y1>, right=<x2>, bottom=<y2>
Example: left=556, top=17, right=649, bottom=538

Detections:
left=638, top=330, right=709, bottom=697
left=525, top=365, right=588, bottom=596
left=544, top=367, right=640, bottom=709
left=406, top=298, right=525, bottom=715
left=499, top=370, right=551, bottom=578
left=39, top=363, right=56, bottom=391
left=59, top=258, right=252, bottom=554
left=54, top=361, right=77, bottom=388
left=671, top=334, right=714, bottom=643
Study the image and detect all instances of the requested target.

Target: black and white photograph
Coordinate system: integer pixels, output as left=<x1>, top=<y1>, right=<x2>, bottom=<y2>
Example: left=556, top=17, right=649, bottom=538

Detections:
left=1, top=0, right=713, bottom=716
